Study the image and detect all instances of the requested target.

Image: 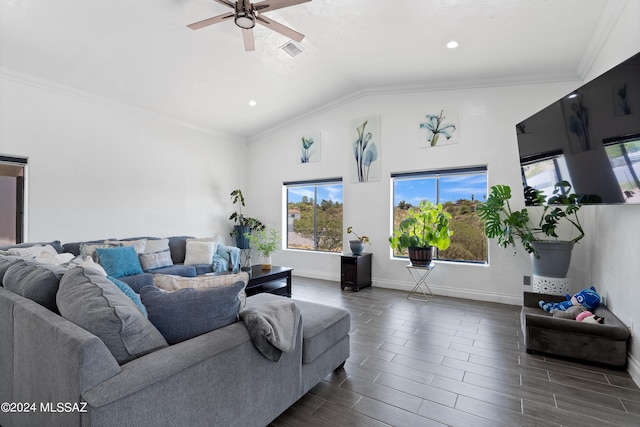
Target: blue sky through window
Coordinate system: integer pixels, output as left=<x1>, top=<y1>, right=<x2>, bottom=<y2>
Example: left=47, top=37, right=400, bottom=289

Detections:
left=394, top=173, right=487, bottom=205
left=288, top=184, right=343, bottom=204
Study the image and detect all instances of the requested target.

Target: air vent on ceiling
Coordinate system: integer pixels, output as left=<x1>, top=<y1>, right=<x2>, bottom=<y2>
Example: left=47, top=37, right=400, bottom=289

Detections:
left=280, top=41, right=306, bottom=58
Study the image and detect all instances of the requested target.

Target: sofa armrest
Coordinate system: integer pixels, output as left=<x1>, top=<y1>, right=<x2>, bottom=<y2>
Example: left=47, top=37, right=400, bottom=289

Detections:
left=523, top=291, right=565, bottom=308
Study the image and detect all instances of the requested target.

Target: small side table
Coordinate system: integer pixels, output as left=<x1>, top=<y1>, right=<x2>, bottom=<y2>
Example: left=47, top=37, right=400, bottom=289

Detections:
left=406, top=263, right=435, bottom=301
left=340, top=253, right=372, bottom=292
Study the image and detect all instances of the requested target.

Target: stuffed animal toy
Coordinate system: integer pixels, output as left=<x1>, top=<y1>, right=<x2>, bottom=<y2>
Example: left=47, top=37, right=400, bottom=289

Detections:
left=576, top=311, right=604, bottom=324
left=552, top=305, right=585, bottom=319
left=539, top=286, right=601, bottom=313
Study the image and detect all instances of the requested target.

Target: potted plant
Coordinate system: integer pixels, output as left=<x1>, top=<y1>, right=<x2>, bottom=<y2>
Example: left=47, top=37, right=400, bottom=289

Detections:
left=229, top=189, right=264, bottom=249
left=476, top=181, right=584, bottom=278
left=388, top=200, right=453, bottom=266
left=346, top=226, right=370, bottom=255
left=246, top=226, right=281, bottom=270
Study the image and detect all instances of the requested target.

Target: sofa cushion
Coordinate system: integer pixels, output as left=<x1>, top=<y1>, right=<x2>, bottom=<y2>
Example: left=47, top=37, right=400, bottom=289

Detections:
left=183, top=240, right=216, bottom=265
left=117, top=273, right=154, bottom=293
left=153, top=271, right=249, bottom=308
left=65, top=255, right=108, bottom=276
left=7, top=244, right=59, bottom=259
left=118, top=238, right=147, bottom=254
left=168, top=236, right=195, bottom=265
left=147, top=264, right=196, bottom=277
left=140, top=280, right=245, bottom=345
left=0, top=255, right=22, bottom=285
left=143, top=238, right=170, bottom=254
left=57, top=267, right=168, bottom=364
left=107, top=276, right=147, bottom=317
left=139, top=249, right=173, bottom=271
left=3, top=259, right=66, bottom=312
left=289, top=299, right=351, bottom=364
left=0, top=240, right=64, bottom=253
left=95, top=246, right=144, bottom=278
left=34, top=251, right=75, bottom=265
left=80, top=241, right=122, bottom=261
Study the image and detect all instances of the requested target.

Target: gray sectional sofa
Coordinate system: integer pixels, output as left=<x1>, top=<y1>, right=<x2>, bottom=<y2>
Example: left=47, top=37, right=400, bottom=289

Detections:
left=521, top=291, right=629, bottom=366
left=0, top=239, right=351, bottom=427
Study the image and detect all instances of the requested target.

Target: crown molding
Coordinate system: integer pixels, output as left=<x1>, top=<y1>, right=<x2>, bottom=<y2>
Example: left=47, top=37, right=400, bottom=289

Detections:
left=249, top=71, right=581, bottom=143
left=0, top=67, right=248, bottom=145
left=576, top=0, right=629, bottom=79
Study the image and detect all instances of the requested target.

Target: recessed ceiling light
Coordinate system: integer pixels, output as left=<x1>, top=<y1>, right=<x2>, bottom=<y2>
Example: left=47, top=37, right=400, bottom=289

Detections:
left=446, top=40, right=459, bottom=49
left=248, top=100, right=257, bottom=107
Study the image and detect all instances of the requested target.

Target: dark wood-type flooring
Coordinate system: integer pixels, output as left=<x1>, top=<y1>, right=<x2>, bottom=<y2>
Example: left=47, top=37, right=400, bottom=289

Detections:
left=270, top=277, right=640, bottom=427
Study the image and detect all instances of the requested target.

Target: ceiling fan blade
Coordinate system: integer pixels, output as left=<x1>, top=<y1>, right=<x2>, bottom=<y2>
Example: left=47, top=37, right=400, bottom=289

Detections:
left=253, top=0, right=311, bottom=13
left=242, top=28, right=255, bottom=51
left=255, top=15, right=304, bottom=42
left=187, top=12, right=234, bottom=30
left=212, top=0, right=236, bottom=9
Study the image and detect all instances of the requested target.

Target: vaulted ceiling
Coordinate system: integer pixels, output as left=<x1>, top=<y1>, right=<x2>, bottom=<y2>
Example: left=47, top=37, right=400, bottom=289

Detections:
left=0, top=0, right=622, bottom=139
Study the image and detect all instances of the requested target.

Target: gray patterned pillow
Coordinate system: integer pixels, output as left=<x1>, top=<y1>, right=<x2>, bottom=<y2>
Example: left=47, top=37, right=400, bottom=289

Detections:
left=139, top=249, right=173, bottom=270
left=57, top=267, right=168, bottom=364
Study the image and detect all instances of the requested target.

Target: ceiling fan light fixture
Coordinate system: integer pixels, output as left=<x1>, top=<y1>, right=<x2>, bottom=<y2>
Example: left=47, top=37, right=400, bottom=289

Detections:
left=235, top=11, right=255, bottom=29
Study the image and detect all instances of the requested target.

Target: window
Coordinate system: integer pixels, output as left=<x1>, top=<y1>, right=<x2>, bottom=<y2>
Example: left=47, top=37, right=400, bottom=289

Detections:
left=285, top=178, right=343, bottom=252
left=391, top=167, right=487, bottom=263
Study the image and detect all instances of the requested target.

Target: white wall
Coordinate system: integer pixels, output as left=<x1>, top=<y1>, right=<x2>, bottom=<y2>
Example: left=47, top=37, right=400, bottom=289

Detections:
left=0, top=73, right=247, bottom=244
left=583, top=0, right=640, bottom=387
left=247, top=80, right=589, bottom=306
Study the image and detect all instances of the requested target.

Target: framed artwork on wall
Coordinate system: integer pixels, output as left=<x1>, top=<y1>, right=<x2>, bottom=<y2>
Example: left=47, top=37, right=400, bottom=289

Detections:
left=298, top=131, right=321, bottom=163
left=349, top=114, right=381, bottom=183
left=418, top=107, right=458, bottom=148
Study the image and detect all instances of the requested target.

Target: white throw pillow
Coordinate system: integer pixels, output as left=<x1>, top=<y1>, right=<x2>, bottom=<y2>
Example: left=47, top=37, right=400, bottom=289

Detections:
left=8, top=244, right=58, bottom=259
left=183, top=240, right=217, bottom=265
left=35, top=251, right=75, bottom=265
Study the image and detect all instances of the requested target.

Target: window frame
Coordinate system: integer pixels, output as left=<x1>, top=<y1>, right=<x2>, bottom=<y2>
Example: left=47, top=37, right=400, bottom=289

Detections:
left=284, top=177, right=343, bottom=253
left=390, top=166, right=488, bottom=264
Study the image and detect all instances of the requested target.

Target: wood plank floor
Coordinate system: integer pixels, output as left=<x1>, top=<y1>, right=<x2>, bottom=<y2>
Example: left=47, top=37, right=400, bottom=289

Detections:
left=271, top=277, right=640, bottom=427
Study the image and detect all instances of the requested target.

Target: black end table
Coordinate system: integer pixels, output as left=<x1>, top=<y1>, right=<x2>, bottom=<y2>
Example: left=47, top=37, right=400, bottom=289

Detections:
left=340, top=253, right=372, bottom=292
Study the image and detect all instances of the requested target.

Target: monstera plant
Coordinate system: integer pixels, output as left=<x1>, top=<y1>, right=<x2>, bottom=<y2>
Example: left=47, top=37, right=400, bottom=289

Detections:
left=476, top=181, right=585, bottom=278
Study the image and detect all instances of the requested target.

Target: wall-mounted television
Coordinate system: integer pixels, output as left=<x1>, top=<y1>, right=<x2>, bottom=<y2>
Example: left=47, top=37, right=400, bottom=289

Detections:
left=517, top=51, right=640, bottom=204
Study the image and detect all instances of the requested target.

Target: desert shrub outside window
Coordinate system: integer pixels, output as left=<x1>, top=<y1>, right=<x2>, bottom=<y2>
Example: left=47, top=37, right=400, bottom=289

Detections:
left=285, top=178, right=343, bottom=252
left=391, top=167, right=488, bottom=263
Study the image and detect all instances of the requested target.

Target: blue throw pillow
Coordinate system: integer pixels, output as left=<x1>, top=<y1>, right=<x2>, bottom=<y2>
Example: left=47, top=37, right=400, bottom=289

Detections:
left=96, top=246, right=143, bottom=278
left=140, top=281, right=244, bottom=345
left=107, top=276, right=148, bottom=317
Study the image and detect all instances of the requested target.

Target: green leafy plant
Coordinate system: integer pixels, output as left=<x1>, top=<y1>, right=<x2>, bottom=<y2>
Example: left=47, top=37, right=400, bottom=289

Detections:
left=388, top=200, right=453, bottom=251
left=229, top=189, right=265, bottom=236
left=476, top=181, right=584, bottom=257
left=246, top=226, right=281, bottom=258
left=346, top=226, right=370, bottom=243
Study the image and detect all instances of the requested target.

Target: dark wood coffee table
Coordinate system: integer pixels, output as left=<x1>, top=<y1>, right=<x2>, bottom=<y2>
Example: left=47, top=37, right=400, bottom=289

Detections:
left=246, top=265, right=292, bottom=297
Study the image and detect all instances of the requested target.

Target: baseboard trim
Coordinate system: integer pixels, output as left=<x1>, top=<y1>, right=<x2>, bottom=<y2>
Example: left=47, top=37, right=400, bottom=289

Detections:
left=292, top=271, right=522, bottom=306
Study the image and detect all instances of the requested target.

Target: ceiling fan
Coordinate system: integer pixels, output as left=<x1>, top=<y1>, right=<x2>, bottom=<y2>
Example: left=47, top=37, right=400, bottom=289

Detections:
left=188, top=0, right=311, bottom=51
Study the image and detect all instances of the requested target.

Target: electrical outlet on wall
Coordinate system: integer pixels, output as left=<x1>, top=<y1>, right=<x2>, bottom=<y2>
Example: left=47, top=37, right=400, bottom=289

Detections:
left=523, top=276, right=531, bottom=286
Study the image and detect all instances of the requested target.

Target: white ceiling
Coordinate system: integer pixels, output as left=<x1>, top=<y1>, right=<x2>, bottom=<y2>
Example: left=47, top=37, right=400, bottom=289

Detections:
left=0, top=0, right=623, bottom=139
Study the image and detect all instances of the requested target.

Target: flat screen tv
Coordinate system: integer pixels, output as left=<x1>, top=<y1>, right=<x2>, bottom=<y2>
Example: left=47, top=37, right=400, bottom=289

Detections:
left=517, top=51, right=640, bottom=204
